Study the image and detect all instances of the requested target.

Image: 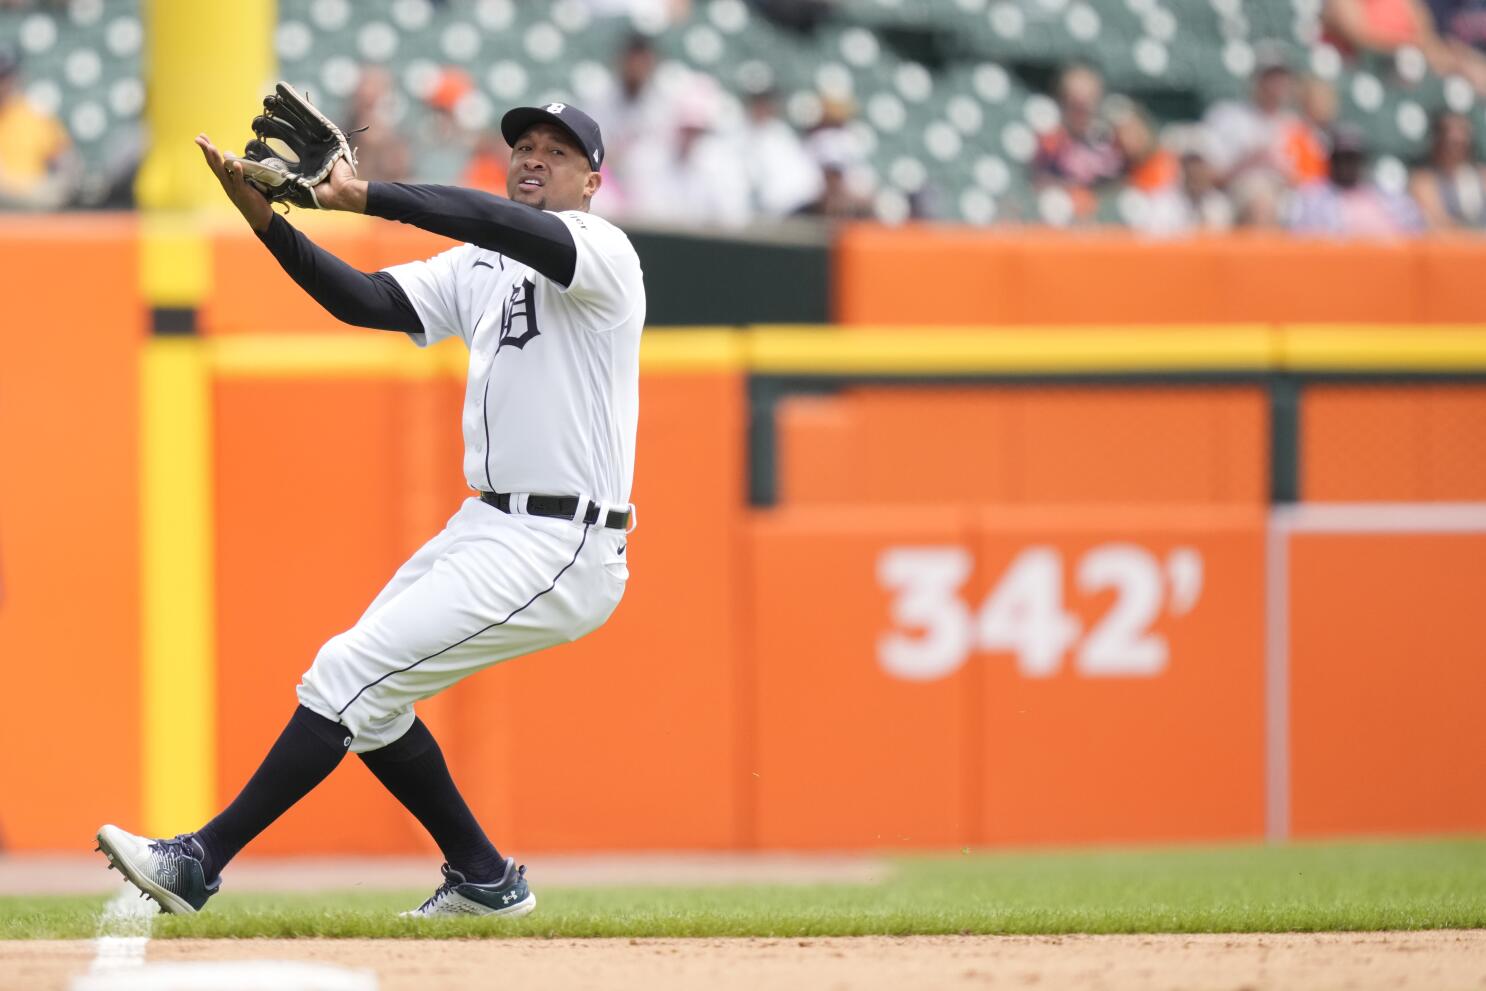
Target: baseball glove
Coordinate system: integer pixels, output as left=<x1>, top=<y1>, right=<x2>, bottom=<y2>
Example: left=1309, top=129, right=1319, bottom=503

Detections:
left=232, top=82, right=357, bottom=209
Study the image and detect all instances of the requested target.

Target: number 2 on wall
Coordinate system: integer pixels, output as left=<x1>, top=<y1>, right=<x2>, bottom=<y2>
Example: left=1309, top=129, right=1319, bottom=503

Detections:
left=876, top=544, right=1204, bottom=681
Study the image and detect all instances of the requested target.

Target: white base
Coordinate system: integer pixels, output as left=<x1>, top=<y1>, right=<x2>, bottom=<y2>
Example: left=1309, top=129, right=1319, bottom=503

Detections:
left=72, top=960, right=377, bottom=991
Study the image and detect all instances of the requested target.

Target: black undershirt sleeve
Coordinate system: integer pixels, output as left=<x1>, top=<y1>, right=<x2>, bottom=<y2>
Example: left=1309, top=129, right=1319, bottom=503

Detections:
left=255, top=213, right=424, bottom=334
left=365, top=182, right=578, bottom=287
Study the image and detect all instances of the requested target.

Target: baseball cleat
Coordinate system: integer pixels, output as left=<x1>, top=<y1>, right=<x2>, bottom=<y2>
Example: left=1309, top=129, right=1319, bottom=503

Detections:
left=402, top=858, right=536, bottom=918
left=95, top=824, right=220, bottom=915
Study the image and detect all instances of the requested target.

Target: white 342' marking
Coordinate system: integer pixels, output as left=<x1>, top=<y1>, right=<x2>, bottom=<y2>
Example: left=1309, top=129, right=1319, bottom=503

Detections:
left=876, top=544, right=1204, bottom=682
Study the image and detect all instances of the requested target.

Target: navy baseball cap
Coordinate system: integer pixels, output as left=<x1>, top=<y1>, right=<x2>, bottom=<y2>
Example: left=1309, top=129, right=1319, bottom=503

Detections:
left=501, top=102, right=605, bottom=170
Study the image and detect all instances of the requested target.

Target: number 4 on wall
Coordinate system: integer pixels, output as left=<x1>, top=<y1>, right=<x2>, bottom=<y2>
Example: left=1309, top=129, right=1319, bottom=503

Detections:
left=876, top=544, right=1204, bottom=682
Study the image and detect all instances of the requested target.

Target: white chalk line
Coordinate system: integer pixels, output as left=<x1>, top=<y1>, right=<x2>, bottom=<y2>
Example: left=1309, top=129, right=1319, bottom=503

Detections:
left=88, top=884, right=153, bottom=973
left=77, top=882, right=379, bottom=991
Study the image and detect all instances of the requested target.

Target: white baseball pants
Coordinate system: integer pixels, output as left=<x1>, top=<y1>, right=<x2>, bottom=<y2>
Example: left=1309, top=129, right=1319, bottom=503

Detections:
left=297, top=497, right=628, bottom=752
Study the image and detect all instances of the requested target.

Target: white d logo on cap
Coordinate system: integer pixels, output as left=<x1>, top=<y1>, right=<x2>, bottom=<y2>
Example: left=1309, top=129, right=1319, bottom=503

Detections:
left=546, top=102, right=567, bottom=114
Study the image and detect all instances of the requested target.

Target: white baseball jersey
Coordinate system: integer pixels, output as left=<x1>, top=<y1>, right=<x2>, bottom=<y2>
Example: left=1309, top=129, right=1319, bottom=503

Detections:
left=384, top=210, right=645, bottom=505
left=295, top=210, right=644, bottom=751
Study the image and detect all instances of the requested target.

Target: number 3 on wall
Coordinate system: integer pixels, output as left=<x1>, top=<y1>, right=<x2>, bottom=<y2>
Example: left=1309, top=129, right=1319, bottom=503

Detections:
left=876, top=544, right=1204, bottom=682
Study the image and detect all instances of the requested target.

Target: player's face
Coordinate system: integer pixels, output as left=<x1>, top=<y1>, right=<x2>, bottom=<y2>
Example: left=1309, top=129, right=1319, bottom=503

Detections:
left=507, top=124, right=600, bottom=212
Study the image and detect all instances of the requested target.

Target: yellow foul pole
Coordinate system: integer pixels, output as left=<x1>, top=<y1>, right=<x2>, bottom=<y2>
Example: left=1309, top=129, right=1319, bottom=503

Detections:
left=137, top=0, right=276, bottom=213
left=137, top=1, right=274, bottom=835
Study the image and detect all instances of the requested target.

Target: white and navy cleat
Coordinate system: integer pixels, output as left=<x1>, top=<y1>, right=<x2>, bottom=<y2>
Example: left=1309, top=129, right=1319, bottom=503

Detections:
left=95, top=824, right=220, bottom=915
left=402, top=858, right=535, bottom=919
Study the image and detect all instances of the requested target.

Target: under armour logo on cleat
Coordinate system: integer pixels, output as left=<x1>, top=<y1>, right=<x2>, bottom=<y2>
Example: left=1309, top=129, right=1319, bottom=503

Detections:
left=502, top=891, right=518, bottom=904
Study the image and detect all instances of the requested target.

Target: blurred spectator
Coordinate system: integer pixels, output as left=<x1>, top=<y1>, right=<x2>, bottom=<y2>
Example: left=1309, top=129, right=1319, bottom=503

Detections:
left=794, top=164, right=873, bottom=221
left=343, top=67, right=411, bottom=183
left=0, top=49, right=78, bottom=209
left=461, top=131, right=511, bottom=197
left=590, top=33, right=685, bottom=204
left=742, top=87, right=823, bottom=217
left=624, top=80, right=752, bottom=228
left=1033, top=65, right=1125, bottom=219
left=1172, top=147, right=1238, bottom=233
left=794, top=136, right=872, bottom=221
left=804, top=96, right=858, bottom=165
left=1113, top=110, right=1234, bottom=235
left=412, top=68, right=477, bottom=185
left=1165, top=131, right=1236, bottom=234
left=1288, top=126, right=1425, bottom=235
left=1424, top=0, right=1486, bottom=89
left=1112, top=99, right=1177, bottom=193
left=1201, top=48, right=1321, bottom=226
left=1323, top=0, right=1445, bottom=60
left=800, top=95, right=898, bottom=218
left=1409, top=110, right=1486, bottom=228
left=1292, top=75, right=1338, bottom=185
left=1323, top=0, right=1486, bottom=90
left=1428, top=0, right=1486, bottom=51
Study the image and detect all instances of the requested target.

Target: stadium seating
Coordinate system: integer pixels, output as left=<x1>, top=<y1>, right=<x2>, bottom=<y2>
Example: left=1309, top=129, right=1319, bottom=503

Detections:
left=270, top=0, right=1486, bottom=224
left=10, top=0, right=1486, bottom=222
left=2, top=0, right=144, bottom=188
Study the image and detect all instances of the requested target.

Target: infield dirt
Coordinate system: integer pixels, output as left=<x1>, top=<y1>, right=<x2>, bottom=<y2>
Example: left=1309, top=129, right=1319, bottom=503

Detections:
left=8, top=931, right=1486, bottom=991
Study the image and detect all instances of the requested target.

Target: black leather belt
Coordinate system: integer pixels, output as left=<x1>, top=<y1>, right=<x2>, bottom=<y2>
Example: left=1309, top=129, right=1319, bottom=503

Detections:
left=481, top=491, right=630, bottom=530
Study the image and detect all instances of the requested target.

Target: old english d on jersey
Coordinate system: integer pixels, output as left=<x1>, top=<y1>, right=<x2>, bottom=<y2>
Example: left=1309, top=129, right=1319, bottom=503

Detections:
left=385, top=209, right=645, bottom=507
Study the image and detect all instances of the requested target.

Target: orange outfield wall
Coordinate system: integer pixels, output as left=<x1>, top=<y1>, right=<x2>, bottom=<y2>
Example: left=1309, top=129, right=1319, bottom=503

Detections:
left=749, top=508, right=981, bottom=849
left=1302, top=384, right=1486, bottom=501
left=1288, top=530, right=1486, bottom=836
left=206, top=223, right=1486, bottom=331
left=212, top=375, right=467, bottom=855
left=973, top=507, right=1267, bottom=845
left=748, top=506, right=1267, bottom=849
left=778, top=386, right=1268, bottom=506
left=0, top=217, right=143, bottom=850
left=202, top=221, right=454, bottom=336
left=467, top=370, right=747, bottom=852
left=835, top=227, right=1486, bottom=325
left=211, top=368, right=746, bottom=854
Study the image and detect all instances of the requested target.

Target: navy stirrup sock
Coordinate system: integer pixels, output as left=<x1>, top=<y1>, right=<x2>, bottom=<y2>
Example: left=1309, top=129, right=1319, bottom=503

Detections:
left=359, top=717, right=505, bottom=884
left=194, top=705, right=351, bottom=882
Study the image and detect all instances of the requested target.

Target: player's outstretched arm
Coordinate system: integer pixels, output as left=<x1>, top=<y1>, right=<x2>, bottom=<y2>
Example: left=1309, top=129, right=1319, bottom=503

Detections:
left=197, top=136, right=422, bottom=334
left=255, top=212, right=423, bottom=333
left=318, top=177, right=577, bottom=287
left=196, top=134, right=272, bottom=233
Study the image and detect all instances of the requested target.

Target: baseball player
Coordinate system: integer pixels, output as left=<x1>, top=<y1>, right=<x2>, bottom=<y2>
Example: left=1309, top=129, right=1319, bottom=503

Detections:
left=96, top=94, right=643, bottom=918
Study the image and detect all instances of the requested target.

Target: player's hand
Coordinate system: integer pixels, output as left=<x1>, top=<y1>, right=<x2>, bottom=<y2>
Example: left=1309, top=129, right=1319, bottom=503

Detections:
left=309, top=157, right=368, bottom=213
left=195, top=134, right=272, bottom=233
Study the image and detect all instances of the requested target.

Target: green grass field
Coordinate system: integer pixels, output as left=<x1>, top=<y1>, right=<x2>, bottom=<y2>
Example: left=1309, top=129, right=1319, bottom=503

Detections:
left=5, top=839, right=1484, bottom=941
